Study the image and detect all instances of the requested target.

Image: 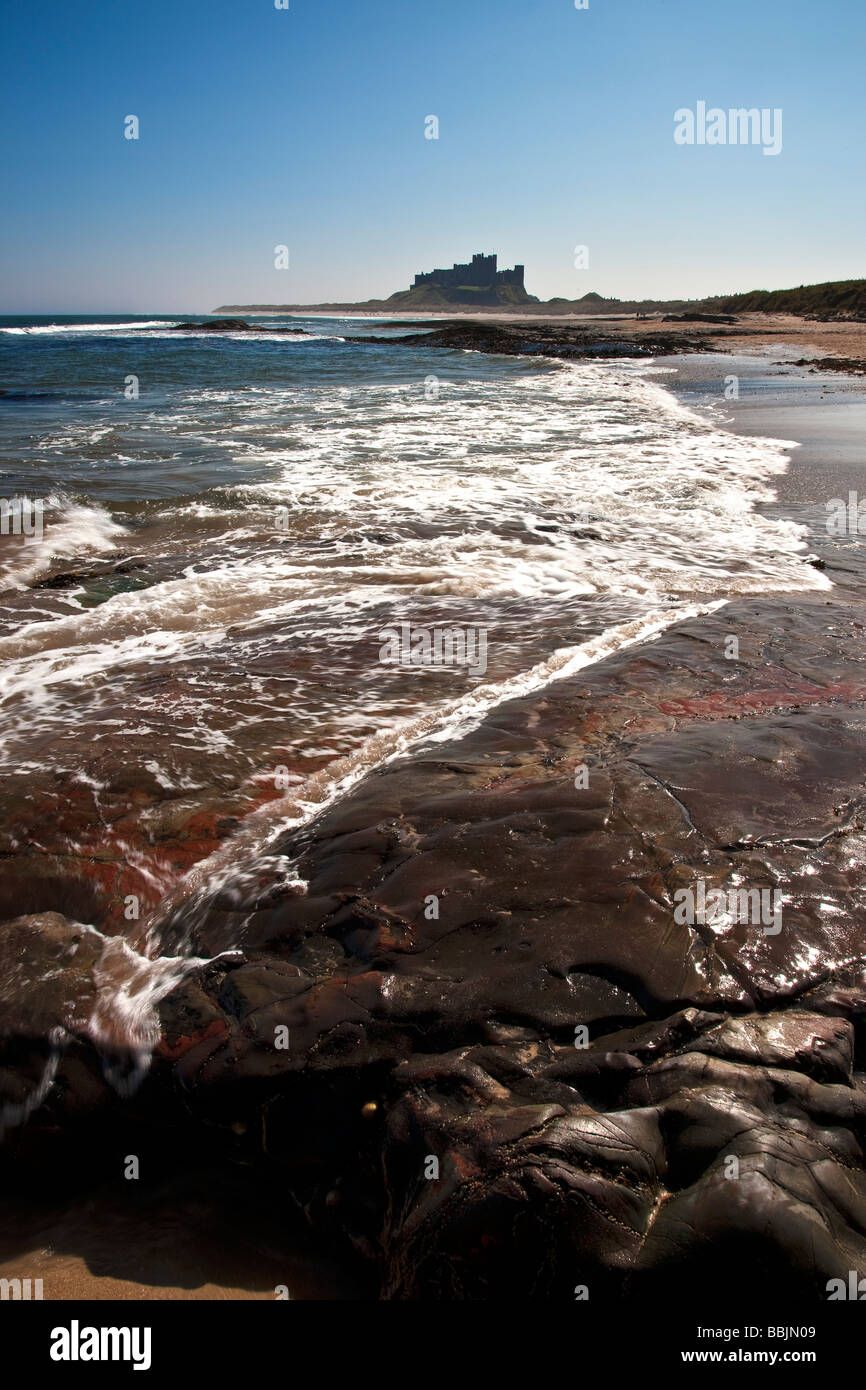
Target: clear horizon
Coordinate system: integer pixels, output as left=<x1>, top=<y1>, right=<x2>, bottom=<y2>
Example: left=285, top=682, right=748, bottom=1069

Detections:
left=2, top=0, right=863, bottom=313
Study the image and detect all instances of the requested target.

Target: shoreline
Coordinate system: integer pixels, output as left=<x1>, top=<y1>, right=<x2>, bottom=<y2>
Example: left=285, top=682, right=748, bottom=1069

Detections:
left=3, top=334, right=866, bottom=1300
left=219, top=308, right=866, bottom=369
left=654, top=347, right=866, bottom=499
left=651, top=347, right=866, bottom=596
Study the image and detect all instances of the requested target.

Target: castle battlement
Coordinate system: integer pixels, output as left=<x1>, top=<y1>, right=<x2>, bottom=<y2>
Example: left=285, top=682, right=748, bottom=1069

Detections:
left=413, top=253, right=525, bottom=291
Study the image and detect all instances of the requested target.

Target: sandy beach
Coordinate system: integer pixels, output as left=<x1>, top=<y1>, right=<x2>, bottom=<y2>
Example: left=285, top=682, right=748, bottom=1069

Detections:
left=657, top=347, right=866, bottom=506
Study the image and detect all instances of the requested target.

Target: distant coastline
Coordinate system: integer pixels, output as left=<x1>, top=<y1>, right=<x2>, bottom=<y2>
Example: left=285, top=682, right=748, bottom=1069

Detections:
left=196, top=306, right=866, bottom=378
left=214, top=276, right=866, bottom=321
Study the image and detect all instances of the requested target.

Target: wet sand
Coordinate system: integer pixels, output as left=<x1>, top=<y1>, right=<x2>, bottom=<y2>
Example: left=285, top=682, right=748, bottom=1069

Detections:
left=0, top=1170, right=370, bottom=1300
left=655, top=347, right=866, bottom=505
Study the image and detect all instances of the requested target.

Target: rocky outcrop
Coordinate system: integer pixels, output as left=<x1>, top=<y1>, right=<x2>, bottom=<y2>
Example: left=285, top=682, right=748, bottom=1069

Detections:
left=4, top=595, right=866, bottom=1298
left=167, top=319, right=307, bottom=333
left=347, top=320, right=713, bottom=359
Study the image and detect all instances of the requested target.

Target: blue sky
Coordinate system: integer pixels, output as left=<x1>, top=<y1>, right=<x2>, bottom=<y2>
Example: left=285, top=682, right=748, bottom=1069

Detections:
left=1, top=0, right=863, bottom=311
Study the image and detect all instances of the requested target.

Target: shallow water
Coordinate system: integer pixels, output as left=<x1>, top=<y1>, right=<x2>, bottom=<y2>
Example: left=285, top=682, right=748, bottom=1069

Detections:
left=0, top=313, right=831, bottom=1036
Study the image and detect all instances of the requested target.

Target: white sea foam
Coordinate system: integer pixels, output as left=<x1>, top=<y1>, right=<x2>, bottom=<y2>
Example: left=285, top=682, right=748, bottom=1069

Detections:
left=0, top=360, right=827, bottom=757
left=0, top=320, right=177, bottom=334
left=216, top=361, right=824, bottom=599
left=0, top=500, right=128, bottom=589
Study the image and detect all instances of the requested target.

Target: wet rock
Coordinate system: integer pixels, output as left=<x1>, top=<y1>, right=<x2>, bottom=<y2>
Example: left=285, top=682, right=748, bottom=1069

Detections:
left=167, top=319, right=307, bottom=334
left=5, top=594, right=866, bottom=1298
left=0, top=913, right=103, bottom=1038
left=348, top=320, right=712, bottom=360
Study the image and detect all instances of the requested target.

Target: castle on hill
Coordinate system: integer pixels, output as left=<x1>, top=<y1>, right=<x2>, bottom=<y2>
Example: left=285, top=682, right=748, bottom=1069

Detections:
left=412, top=253, right=526, bottom=291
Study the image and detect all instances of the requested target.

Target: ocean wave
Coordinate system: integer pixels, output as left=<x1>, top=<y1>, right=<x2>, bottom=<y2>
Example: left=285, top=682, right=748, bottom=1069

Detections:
left=0, top=499, right=128, bottom=590
left=110, top=330, right=342, bottom=342
left=0, top=359, right=828, bottom=681
left=1, top=321, right=178, bottom=335
left=0, top=355, right=831, bottom=824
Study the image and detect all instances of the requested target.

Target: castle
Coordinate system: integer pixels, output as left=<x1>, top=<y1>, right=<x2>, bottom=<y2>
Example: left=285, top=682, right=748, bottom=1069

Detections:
left=412, top=253, right=525, bottom=291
